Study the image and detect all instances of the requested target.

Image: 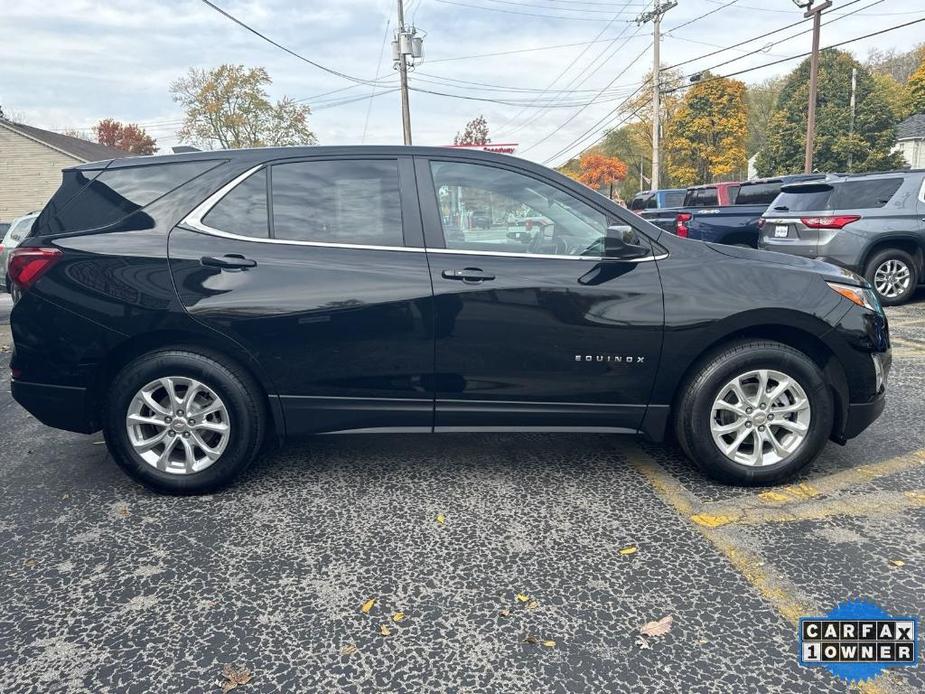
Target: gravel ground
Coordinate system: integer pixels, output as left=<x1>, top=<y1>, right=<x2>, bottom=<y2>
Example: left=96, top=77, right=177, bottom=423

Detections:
left=1, top=292, right=923, bottom=693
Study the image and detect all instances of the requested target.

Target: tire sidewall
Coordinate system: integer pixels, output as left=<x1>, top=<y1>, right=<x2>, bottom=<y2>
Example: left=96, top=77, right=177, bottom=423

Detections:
left=684, top=345, right=833, bottom=484
left=865, top=249, right=917, bottom=306
left=104, top=352, right=261, bottom=494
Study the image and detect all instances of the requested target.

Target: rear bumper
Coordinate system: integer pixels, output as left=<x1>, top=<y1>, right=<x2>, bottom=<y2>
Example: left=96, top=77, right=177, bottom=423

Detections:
left=11, top=380, right=99, bottom=434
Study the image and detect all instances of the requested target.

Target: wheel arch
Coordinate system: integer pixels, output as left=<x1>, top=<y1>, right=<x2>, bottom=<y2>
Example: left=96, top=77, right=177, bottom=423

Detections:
left=645, top=320, right=849, bottom=445
left=93, top=329, right=286, bottom=443
left=859, top=235, right=925, bottom=277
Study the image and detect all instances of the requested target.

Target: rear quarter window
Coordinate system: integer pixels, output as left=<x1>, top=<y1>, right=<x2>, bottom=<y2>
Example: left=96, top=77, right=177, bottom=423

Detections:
left=664, top=191, right=685, bottom=207
left=830, top=178, right=904, bottom=209
left=38, top=160, right=220, bottom=235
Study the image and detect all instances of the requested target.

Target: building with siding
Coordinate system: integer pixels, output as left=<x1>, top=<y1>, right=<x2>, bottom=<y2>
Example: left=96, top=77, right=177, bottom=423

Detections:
left=0, top=119, right=128, bottom=222
left=895, top=113, right=925, bottom=169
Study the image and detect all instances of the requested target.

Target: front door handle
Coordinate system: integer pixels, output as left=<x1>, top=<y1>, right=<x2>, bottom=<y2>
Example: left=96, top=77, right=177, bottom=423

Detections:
left=200, top=254, right=257, bottom=270
left=442, top=268, right=496, bottom=282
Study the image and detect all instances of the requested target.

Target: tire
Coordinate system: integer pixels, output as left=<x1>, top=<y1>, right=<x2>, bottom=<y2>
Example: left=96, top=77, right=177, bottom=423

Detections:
left=674, top=340, right=833, bottom=485
left=103, top=349, right=266, bottom=494
left=864, top=248, right=918, bottom=306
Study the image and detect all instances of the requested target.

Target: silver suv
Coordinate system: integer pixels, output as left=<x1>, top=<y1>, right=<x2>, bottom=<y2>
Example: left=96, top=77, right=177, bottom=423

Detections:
left=759, top=170, right=925, bottom=305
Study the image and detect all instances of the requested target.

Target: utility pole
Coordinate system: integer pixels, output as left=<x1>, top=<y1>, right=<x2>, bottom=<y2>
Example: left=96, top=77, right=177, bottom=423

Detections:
left=795, top=0, right=832, bottom=174
left=848, top=66, right=857, bottom=172
left=395, top=0, right=412, bottom=144
left=636, top=1, right=676, bottom=190
left=391, top=2, right=424, bottom=145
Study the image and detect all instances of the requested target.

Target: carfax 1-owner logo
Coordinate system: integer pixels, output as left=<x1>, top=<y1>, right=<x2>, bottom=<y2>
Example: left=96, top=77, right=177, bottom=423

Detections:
left=799, top=600, right=919, bottom=683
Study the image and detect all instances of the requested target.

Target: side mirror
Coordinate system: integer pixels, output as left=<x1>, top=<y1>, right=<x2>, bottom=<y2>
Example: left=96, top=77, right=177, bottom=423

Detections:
left=604, top=225, right=651, bottom=260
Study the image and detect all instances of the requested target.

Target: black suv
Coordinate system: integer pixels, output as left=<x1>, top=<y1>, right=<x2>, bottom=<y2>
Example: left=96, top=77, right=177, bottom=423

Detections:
left=8, top=147, right=890, bottom=493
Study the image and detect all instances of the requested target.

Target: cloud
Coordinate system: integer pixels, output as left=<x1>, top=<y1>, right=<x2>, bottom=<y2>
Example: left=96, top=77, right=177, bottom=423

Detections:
left=1, top=0, right=922, bottom=162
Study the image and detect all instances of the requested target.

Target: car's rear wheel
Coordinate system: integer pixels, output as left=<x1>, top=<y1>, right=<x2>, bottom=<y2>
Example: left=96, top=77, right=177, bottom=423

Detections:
left=675, top=340, right=833, bottom=485
left=864, top=248, right=918, bottom=306
left=104, top=349, right=265, bottom=494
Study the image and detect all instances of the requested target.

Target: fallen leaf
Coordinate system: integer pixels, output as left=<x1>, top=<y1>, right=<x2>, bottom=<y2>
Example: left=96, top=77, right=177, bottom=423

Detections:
left=515, top=593, right=530, bottom=603
left=340, top=644, right=357, bottom=656
left=499, top=608, right=511, bottom=618
left=219, top=664, right=252, bottom=692
left=542, top=640, right=556, bottom=648
left=116, top=506, right=130, bottom=518
left=24, top=558, right=37, bottom=569
left=392, top=611, right=405, bottom=622
left=527, top=600, right=540, bottom=610
left=360, top=598, right=376, bottom=614
left=436, top=513, right=446, bottom=524
left=889, top=559, right=906, bottom=567
left=635, top=636, right=651, bottom=650
left=379, top=624, right=392, bottom=637
left=523, top=634, right=540, bottom=645
left=619, top=545, right=638, bottom=556
left=639, top=615, right=673, bottom=638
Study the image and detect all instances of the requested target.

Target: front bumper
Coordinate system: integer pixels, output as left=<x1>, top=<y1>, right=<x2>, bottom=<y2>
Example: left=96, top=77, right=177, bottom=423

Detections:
left=843, top=391, right=887, bottom=440
left=11, top=380, right=99, bottom=434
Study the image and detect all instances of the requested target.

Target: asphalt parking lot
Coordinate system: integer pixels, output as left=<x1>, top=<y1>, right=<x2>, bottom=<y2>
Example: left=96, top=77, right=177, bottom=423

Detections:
left=1, top=291, right=924, bottom=693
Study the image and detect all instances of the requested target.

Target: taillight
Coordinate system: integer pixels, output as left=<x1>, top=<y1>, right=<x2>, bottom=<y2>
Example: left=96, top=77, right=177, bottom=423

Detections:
left=800, top=215, right=861, bottom=229
left=7, top=247, right=62, bottom=289
left=675, top=212, right=692, bottom=237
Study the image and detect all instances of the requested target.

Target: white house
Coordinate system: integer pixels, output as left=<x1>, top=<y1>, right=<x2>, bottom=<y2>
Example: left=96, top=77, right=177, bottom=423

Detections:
left=895, top=113, right=925, bottom=169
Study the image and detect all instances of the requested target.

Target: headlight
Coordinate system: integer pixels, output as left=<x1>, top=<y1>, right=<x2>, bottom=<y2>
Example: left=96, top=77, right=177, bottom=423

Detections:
left=826, top=282, right=882, bottom=313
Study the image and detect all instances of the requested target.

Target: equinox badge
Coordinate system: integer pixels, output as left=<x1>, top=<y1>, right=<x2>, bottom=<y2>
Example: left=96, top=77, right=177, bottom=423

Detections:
left=576, top=354, right=646, bottom=364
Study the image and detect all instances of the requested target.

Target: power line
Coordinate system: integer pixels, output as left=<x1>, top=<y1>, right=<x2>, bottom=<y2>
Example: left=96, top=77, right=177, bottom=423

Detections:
left=668, top=0, right=739, bottom=32
left=363, top=18, right=392, bottom=143
left=494, top=2, right=641, bottom=135
left=662, top=0, right=875, bottom=75
left=664, top=14, right=925, bottom=94
left=198, top=0, right=388, bottom=87
left=427, top=35, right=645, bottom=63
left=473, top=0, right=639, bottom=14
left=431, top=0, right=634, bottom=21
left=520, top=40, right=651, bottom=153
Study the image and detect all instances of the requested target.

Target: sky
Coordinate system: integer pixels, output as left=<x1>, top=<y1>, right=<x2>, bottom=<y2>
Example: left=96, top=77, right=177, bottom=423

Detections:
left=1, top=0, right=923, bottom=166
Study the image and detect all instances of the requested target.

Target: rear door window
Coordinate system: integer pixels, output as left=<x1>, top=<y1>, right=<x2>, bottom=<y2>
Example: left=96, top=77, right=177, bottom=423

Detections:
left=270, top=159, right=404, bottom=246
left=202, top=168, right=269, bottom=238
left=664, top=190, right=685, bottom=207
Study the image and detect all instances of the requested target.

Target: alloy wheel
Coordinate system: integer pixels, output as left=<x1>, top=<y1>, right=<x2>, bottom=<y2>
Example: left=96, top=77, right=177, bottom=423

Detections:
left=125, top=376, right=231, bottom=474
left=710, top=369, right=811, bottom=467
left=873, top=258, right=911, bottom=299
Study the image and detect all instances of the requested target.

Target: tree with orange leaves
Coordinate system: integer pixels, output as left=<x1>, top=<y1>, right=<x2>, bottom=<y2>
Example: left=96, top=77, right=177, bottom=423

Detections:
left=574, top=152, right=628, bottom=200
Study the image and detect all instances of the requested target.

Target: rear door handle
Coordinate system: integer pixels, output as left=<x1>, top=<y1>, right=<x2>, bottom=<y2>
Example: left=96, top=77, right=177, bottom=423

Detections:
left=442, top=268, right=495, bottom=282
left=200, top=254, right=257, bottom=270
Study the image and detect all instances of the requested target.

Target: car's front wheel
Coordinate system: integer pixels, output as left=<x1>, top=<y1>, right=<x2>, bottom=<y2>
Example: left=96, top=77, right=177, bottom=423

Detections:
left=675, top=340, right=833, bottom=485
left=103, top=349, right=266, bottom=494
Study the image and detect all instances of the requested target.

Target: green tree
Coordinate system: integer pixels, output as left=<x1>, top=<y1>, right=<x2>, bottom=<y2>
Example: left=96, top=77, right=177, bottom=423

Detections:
left=746, top=76, right=784, bottom=158
left=618, top=68, right=684, bottom=185
left=757, top=50, right=903, bottom=176
left=453, top=114, right=491, bottom=145
left=598, top=121, right=653, bottom=196
left=171, top=64, right=316, bottom=149
left=665, top=74, right=748, bottom=186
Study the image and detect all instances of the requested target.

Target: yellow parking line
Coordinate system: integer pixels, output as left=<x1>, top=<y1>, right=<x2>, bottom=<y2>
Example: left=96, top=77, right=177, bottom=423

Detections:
left=627, top=444, right=914, bottom=694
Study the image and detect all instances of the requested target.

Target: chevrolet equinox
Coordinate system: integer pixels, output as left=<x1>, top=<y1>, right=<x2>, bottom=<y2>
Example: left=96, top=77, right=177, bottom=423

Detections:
left=8, top=147, right=890, bottom=493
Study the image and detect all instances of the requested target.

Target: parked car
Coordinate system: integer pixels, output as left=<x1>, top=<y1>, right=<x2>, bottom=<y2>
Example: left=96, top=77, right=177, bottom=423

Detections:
left=0, top=212, right=39, bottom=291
left=641, top=181, right=742, bottom=233
left=470, top=210, right=492, bottom=229
left=759, top=169, right=925, bottom=305
left=628, top=188, right=686, bottom=214
left=675, top=175, right=826, bottom=248
left=9, top=146, right=889, bottom=493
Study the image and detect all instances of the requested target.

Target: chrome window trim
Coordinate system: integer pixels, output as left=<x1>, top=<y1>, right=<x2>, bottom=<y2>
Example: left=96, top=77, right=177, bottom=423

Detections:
left=182, top=164, right=667, bottom=262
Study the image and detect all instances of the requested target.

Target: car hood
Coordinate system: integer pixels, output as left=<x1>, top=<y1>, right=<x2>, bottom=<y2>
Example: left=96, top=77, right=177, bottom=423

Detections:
left=705, top=242, right=866, bottom=287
